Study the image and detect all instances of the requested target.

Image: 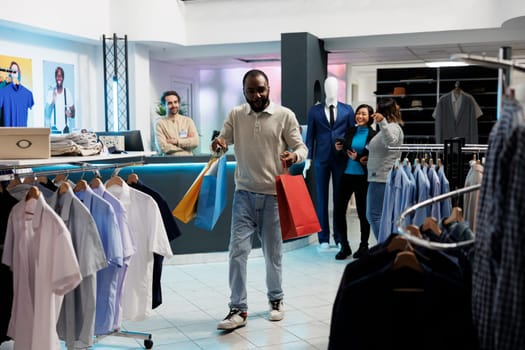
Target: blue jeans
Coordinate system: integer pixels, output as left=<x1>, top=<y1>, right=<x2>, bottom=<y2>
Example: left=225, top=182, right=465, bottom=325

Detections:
left=366, top=182, right=386, bottom=241
left=228, top=190, right=283, bottom=311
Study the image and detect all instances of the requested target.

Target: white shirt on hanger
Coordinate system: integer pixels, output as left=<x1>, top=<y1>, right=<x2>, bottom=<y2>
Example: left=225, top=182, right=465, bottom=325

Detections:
left=2, top=195, right=81, bottom=350
left=106, top=181, right=173, bottom=321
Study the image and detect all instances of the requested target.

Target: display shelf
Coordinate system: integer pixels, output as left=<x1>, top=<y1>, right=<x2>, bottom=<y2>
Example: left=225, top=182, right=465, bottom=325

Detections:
left=0, top=151, right=153, bottom=169
left=0, top=152, right=155, bottom=182
left=376, top=66, right=499, bottom=144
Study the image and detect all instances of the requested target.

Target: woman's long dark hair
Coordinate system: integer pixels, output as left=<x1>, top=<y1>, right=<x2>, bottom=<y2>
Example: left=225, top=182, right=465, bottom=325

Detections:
left=376, top=98, right=404, bottom=125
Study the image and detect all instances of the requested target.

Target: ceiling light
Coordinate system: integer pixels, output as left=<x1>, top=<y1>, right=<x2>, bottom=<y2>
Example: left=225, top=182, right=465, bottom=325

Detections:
left=235, top=58, right=280, bottom=63
left=425, top=61, right=469, bottom=68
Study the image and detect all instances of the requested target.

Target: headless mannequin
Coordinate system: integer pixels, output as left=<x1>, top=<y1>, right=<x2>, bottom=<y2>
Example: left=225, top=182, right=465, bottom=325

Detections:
left=303, top=77, right=339, bottom=175
left=324, top=76, right=338, bottom=107
left=304, top=76, right=355, bottom=248
left=453, top=81, right=462, bottom=97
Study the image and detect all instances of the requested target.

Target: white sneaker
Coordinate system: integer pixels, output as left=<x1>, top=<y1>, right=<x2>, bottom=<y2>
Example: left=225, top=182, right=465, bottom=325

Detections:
left=318, top=242, right=330, bottom=251
left=269, top=300, right=284, bottom=321
left=217, top=308, right=248, bottom=330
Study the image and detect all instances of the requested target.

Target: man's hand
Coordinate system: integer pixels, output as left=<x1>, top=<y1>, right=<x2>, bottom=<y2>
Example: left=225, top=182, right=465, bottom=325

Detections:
left=280, top=151, right=297, bottom=168
left=211, top=137, right=226, bottom=152
left=168, top=137, right=179, bottom=146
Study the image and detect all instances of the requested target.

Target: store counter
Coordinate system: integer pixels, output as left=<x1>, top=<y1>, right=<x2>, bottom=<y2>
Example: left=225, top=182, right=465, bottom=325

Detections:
left=25, top=154, right=309, bottom=255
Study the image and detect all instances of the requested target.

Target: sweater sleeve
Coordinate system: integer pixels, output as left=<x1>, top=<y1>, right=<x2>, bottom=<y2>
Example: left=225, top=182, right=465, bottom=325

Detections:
left=285, top=115, right=308, bottom=163
left=379, top=119, right=403, bottom=147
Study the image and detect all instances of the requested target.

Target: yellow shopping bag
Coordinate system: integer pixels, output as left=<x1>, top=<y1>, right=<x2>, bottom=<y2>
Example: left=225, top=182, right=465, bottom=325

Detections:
left=172, top=156, right=217, bottom=223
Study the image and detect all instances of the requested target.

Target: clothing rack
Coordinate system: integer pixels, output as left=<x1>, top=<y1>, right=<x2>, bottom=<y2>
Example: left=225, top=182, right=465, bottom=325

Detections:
left=0, top=160, right=144, bottom=182
left=389, top=140, right=488, bottom=194
left=0, top=156, right=154, bottom=349
left=396, top=184, right=481, bottom=250
left=388, top=143, right=488, bottom=152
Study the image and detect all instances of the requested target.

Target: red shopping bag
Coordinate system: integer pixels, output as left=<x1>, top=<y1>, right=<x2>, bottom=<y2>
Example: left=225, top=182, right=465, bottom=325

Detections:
left=275, top=168, right=321, bottom=241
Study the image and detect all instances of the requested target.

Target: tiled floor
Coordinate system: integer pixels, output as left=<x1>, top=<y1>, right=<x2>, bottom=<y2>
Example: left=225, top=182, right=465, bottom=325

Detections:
left=1, top=210, right=372, bottom=350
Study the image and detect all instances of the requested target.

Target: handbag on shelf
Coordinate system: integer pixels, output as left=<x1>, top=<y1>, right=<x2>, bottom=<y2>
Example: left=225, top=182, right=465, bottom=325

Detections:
left=275, top=165, right=320, bottom=241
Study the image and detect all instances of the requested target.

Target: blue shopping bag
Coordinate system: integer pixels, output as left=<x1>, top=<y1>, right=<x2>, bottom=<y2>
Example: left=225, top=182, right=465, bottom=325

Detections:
left=194, top=154, right=227, bottom=231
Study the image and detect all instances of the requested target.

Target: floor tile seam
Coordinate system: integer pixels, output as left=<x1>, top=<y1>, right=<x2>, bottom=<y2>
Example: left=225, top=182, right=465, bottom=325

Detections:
left=239, top=327, right=305, bottom=348
left=235, top=327, right=303, bottom=347
left=150, top=314, right=198, bottom=333
left=164, top=237, right=314, bottom=267
left=158, top=313, right=219, bottom=332
left=177, top=328, right=257, bottom=345
left=285, top=300, right=333, bottom=309
left=190, top=338, right=260, bottom=350
left=224, top=330, right=266, bottom=349
left=303, top=336, right=331, bottom=350
left=162, top=316, right=218, bottom=328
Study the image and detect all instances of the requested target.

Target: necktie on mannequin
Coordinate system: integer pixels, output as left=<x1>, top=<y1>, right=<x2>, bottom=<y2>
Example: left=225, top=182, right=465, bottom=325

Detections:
left=329, top=105, right=335, bottom=128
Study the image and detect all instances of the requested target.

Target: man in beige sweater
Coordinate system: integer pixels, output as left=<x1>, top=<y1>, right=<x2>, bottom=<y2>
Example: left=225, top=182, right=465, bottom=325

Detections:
left=212, top=69, right=307, bottom=331
left=155, top=90, right=199, bottom=156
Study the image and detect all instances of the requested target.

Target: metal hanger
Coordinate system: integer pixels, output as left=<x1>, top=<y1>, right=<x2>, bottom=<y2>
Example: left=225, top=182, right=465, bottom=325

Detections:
left=397, top=184, right=481, bottom=250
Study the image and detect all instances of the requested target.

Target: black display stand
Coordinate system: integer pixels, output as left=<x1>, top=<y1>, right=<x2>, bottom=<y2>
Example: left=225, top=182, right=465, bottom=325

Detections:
left=443, top=137, right=466, bottom=206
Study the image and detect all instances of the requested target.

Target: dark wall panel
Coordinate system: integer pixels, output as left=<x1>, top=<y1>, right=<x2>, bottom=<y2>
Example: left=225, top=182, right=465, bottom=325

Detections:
left=281, top=32, right=327, bottom=125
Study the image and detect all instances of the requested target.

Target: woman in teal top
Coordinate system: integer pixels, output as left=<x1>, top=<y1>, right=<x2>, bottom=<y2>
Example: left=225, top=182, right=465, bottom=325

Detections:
left=334, top=104, right=377, bottom=260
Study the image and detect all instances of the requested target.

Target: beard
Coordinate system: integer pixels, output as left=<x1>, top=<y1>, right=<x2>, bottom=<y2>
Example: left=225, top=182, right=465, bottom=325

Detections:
left=247, top=96, right=269, bottom=112
left=169, top=107, right=179, bottom=116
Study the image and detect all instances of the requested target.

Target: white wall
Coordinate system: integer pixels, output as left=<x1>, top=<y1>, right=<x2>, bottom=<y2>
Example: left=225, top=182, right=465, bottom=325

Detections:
left=128, top=43, right=153, bottom=150
left=109, top=0, right=187, bottom=45
left=0, top=0, right=111, bottom=42
left=2, top=0, right=525, bottom=47
left=182, top=0, right=525, bottom=46
left=0, top=26, right=103, bottom=131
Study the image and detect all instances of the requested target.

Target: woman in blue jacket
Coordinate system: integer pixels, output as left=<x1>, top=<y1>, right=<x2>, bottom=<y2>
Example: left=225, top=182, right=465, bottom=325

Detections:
left=333, top=104, right=377, bottom=259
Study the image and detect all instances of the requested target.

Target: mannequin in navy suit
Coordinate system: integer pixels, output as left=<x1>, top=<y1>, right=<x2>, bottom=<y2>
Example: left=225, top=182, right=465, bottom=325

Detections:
left=305, top=77, right=355, bottom=248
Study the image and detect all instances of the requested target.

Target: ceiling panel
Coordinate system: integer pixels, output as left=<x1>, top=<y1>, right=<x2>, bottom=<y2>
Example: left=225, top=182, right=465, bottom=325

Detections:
left=149, top=27, right=525, bottom=69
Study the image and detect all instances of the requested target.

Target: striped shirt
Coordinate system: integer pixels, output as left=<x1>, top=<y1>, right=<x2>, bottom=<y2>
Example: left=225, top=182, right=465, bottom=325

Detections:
left=472, top=98, right=525, bottom=350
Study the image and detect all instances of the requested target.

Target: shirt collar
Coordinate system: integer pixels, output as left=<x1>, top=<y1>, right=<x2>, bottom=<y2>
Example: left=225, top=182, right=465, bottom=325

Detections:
left=325, top=100, right=338, bottom=108
left=246, top=101, right=275, bottom=115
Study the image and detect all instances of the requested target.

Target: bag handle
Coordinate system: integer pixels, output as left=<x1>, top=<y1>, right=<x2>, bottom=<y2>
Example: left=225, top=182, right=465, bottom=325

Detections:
left=281, top=160, right=290, bottom=175
left=213, top=148, right=225, bottom=159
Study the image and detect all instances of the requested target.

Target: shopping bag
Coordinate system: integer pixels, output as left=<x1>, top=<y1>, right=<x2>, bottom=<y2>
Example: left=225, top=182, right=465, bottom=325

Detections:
left=194, top=154, right=227, bottom=231
left=275, top=170, right=321, bottom=241
left=172, top=156, right=217, bottom=223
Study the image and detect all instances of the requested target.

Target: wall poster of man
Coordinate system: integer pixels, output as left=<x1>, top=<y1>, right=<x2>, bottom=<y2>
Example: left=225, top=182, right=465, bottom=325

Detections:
left=43, top=61, right=76, bottom=133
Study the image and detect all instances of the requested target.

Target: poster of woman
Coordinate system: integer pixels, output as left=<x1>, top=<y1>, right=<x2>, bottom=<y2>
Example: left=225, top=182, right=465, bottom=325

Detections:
left=43, top=61, right=76, bottom=133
